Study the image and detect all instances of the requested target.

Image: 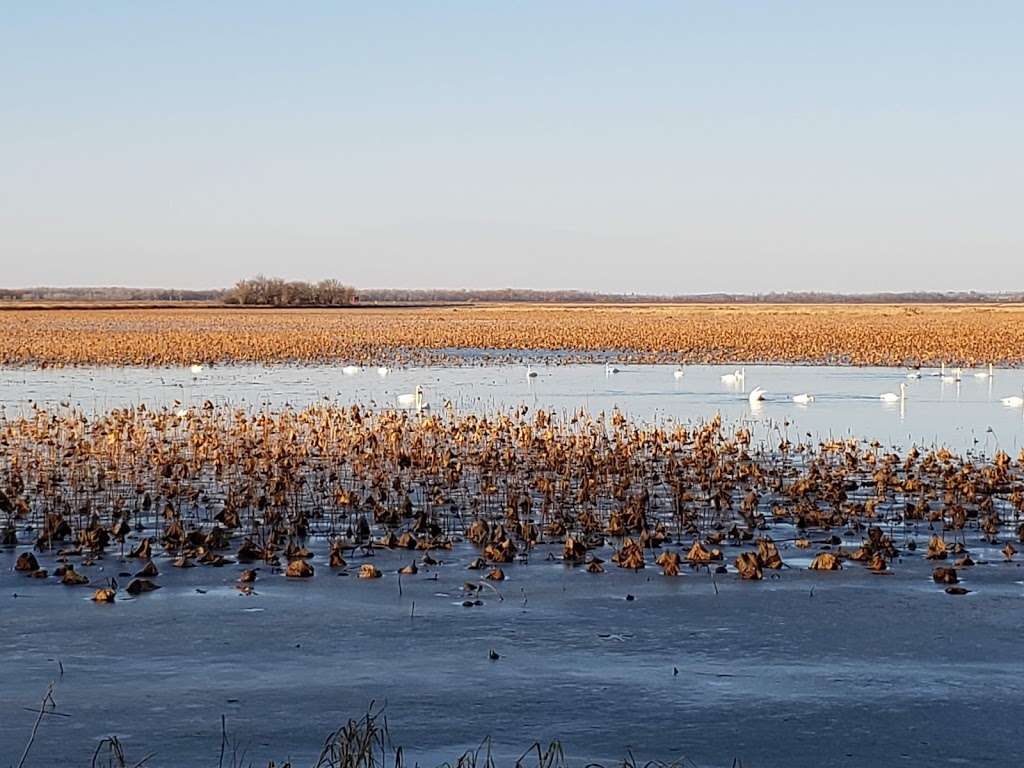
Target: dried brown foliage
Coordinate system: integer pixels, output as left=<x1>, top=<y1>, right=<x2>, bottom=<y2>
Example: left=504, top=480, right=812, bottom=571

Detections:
left=4, top=304, right=1024, bottom=367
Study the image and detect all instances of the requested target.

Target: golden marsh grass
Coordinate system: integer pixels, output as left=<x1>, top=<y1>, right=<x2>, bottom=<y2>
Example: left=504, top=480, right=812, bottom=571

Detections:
left=2, top=303, right=1024, bottom=367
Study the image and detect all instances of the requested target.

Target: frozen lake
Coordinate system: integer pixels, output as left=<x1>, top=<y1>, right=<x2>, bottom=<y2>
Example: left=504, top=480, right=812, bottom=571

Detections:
left=3, top=360, right=1024, bottom=766
left=3, top=538, right=1023, bottom=767
left=2, top=362, right=1024, bottom=455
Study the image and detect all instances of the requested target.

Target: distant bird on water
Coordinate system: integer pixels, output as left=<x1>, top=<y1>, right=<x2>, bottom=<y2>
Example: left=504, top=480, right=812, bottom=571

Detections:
left=1001, top=388, right=1024, bottom=408
left=398, top=385, right=429, bottom=413
left=880, top=383, right=907, bottom=402
left=721, top=368, right=745, bottom=385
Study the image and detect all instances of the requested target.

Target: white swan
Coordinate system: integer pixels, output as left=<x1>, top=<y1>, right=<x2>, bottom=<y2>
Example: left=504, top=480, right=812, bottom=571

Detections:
left=1001, top=388, right=1024, bottom=407
left=605, top=363, right=620, bottom=375
left=906, top=370, right=922, bottom=379
left=748, top=386, right=767, bottom=404
left=973, top=363, right=994, bottom=379
left=792, top=393, right=815, bottom=404
left=376, top=366, right=389, bottom=377
left=880, top=383, right=907, bottom=402
left=673, top=367, right=685, bottom=380
left=721, top=368, right=745, bottom=385
left=342, top=365, right=360, bottom=376
left=398, top=385, right=429, bottom=412
left=189, top=364, right=203, bottom=375
left=527, top=365, right=538, bottom=378
left=941, top=366, right=962, bottom=383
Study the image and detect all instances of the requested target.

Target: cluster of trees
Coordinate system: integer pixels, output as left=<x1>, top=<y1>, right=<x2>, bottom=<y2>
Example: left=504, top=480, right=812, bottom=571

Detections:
left=224, top=276, right=357, bottom=306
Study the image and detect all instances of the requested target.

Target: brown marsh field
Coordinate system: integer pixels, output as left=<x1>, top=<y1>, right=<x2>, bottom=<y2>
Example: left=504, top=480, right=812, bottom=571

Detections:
left=3, top=303, right=1024, bottom=367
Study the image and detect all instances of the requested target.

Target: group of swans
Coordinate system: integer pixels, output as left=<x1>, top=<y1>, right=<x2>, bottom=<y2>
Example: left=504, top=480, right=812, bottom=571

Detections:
left=746, top=384, right=904, bottom=406
left=749, top=381, right=908, bottom=406
left=746, top=387, right=813, bottom=405
left=714, top=372, right=1017, bottom=409
left=909, top=362, right=993, bottom=382
left=340, top=365, right=390, bottom=377
left=381, top=362, right=1023, bottom=414
left=721, top=374, right=1011, bottom=409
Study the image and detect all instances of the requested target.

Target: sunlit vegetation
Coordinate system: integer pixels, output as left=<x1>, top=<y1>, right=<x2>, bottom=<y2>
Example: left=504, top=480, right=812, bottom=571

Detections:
left=224, top=276, right=357, bottom=306
left=3, top=403, right=1021, bottom=600
left=2, top=304, right=1024, bottom=367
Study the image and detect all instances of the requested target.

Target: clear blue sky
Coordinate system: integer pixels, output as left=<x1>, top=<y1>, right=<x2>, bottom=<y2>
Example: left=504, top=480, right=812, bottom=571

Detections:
left=2, top=2, right=1021, bottom=293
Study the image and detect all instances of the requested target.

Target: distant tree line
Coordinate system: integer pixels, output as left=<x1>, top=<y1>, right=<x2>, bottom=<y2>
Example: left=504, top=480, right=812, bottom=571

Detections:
left=357, top=288, right=1024, bottom=305
left=0, top=286, right=225, bottom=302
left=224, top=276, right=357, bottom=306
left=2, top=283, right=1021, bottom=306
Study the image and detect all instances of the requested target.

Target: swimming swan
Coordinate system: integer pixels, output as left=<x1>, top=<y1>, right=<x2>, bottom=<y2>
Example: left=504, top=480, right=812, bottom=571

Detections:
left=880, top=383, right=907, bottom=402
left=1001, top=388, right=1024, bottom=407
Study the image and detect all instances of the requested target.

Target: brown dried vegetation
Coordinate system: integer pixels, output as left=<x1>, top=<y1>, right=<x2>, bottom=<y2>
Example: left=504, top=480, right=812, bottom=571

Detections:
left=2, top=402, right=1023, bottom=602
left=4, top=304, right=1024, bottom=367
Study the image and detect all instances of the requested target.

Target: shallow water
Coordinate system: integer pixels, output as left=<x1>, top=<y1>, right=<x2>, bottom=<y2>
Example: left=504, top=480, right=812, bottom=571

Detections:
left=2, top=539, right=1023, bottom=767
left=2, top=362, right=1024, bottom=454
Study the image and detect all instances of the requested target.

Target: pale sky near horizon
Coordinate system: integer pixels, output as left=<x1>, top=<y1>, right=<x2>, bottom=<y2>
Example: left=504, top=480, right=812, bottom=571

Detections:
left=2, top=2, right=1021, bottom=293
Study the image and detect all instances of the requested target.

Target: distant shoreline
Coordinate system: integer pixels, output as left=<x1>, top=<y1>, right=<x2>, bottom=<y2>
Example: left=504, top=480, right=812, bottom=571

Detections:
left=2, top=298, right=1022, bottom=312
left=0, top=300, right=469, bottom=311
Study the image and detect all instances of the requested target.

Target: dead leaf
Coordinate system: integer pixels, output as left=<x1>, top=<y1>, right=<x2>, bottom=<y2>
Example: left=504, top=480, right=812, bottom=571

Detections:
left=286, top=560, right=314, bottom=578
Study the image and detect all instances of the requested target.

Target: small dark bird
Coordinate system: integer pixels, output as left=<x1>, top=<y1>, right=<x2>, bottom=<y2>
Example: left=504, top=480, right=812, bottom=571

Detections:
left=489, top=649, right=500, bottom=661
